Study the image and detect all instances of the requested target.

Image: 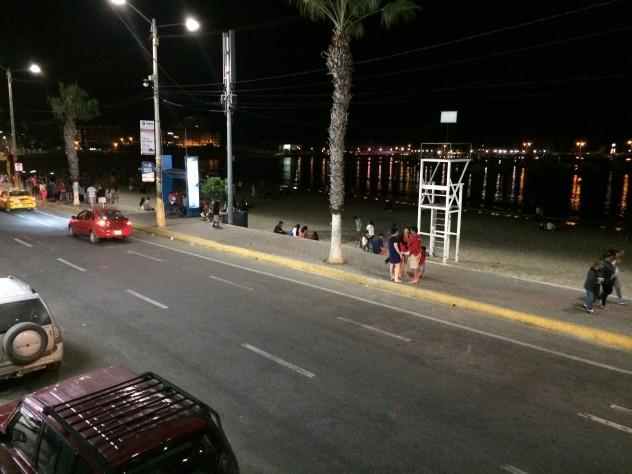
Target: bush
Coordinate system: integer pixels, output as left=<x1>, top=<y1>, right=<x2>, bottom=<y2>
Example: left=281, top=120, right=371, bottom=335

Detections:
left=201, top=177, right=227, bottom=201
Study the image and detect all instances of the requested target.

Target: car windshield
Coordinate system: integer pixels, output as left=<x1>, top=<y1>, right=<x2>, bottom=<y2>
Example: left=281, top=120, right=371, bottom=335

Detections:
left=0, top=298, right=52, bottom=332
left=116, top=431, right=220, bottom=474
left=100, top=211, right=124, bottom=219
left=10, top=191, right=31, bottom=197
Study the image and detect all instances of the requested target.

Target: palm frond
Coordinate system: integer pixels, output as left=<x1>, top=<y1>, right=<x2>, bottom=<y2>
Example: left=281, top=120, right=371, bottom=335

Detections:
left=381, top=0, right=420, bottom=28
left=288, top=0, right=335, bottom=23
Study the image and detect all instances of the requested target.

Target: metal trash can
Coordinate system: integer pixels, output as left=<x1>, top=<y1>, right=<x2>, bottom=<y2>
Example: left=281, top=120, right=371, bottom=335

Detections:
left=233, top=210, right=248, bottom=227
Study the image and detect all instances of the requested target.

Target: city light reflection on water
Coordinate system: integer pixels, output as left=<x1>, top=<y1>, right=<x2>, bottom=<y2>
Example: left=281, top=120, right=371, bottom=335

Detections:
left=231, top=154, right=632, bottom=220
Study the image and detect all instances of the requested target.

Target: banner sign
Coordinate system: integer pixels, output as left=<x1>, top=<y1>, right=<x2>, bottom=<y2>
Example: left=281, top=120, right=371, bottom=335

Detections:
left=14, top=162, right=23, bottom=172
left=141, top=160, right=155, bottom=182
left=140, top=120, right=155, bottom=156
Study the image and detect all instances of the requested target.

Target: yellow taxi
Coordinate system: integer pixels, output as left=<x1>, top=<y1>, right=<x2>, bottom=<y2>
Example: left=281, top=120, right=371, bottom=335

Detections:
left=0, top=189, right=36, bottom=211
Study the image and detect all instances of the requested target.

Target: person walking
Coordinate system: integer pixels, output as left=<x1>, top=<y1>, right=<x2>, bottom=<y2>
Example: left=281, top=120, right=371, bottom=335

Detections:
left=613, top=249, right=626, bottom=305
left=419, top=246, right=427, bottom=279
left=387, top=228, right=402, bottom=283
left=211, top=199, right=221, bottom=228
left=599, top=250, right=617, bottom=309
left=39, top=181, right=48, bottom=202
left=583, top=260, right=602, bottom=314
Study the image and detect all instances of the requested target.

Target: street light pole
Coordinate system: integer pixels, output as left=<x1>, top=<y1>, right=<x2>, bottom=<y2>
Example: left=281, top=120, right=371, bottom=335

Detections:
left=151, top=18, right=166, bottom=228
left=6, top=68, right=17, bottom=180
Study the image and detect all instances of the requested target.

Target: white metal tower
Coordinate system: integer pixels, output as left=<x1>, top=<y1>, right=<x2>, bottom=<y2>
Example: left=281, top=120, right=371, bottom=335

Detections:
left=416, top=143, right=471, bottom=264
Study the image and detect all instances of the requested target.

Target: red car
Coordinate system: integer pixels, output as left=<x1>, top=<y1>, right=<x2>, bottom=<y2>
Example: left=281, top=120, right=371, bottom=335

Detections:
left=0, top=366, right=240, bottom=473
left=68, top=208, right=133, bottom=243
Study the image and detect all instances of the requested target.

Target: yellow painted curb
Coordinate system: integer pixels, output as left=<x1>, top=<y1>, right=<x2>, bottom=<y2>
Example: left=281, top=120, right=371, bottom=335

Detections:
left=138, top=224, right=632, bottom=352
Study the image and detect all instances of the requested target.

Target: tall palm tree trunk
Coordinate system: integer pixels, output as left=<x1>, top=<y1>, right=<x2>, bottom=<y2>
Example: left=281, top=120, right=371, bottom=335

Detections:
left=326, top=31, right=352, bottom=264
left=63, top=118, right=80, bottom=206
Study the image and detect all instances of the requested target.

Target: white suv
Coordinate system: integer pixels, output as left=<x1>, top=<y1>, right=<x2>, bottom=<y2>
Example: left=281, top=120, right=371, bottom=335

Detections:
left=0, top=276, right=63, bottom=379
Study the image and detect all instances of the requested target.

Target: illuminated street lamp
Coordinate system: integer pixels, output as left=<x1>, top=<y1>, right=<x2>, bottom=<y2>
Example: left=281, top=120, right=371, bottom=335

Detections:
left=109, top=0, right=200, bottom=228
left=576, top=141, right=586, bottom=158
left=0, top=63, right=42, bottom=182
left=522, top=141, right=533, bottom=154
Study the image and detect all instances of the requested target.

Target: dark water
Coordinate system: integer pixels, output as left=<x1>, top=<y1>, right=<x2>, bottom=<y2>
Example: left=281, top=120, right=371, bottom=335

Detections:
left=233, top=154, right=632, bottom=222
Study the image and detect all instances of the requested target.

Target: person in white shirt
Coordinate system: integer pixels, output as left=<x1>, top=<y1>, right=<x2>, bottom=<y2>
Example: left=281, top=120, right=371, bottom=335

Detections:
left=86, top=185, right=97, bottom=208
left=366, top=220, right=375, bottom=238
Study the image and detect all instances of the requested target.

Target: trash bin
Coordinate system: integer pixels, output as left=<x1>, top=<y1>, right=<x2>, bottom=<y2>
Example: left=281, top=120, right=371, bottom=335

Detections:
left=233, top=210, right=248, bottom=227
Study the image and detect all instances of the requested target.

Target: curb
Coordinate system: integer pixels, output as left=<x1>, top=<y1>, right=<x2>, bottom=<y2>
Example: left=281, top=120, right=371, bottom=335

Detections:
left=134, top=223, right=632, bottom=353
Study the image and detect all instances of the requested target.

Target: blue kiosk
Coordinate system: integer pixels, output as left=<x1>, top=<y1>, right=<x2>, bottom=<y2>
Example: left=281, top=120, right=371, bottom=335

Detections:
left=160, top=155, right=201, bottom=217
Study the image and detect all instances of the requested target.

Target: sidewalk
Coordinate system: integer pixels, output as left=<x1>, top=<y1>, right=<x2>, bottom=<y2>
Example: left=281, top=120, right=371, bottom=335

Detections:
left=44, top=191, right=632, bottom=352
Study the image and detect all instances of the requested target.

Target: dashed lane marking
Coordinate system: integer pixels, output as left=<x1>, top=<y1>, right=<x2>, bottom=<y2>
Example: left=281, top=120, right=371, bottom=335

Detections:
left=610, top=404, right=632, bottom=416
left=578, top=413, right=632, bottom=434
left=56, top=258, right=87, bottom=272
left=124, top=289, right=168, bottom=309
left=501, top=465, right=529, bottom=474
left=13, top=238, right=32, bottom=248
left=242, top=343, right=315, bottom=378
left=337, top=316, right=411, bottom=342
left=209, top=275, right=253, bottom=290
left=127, top=250, right=164, bottom=262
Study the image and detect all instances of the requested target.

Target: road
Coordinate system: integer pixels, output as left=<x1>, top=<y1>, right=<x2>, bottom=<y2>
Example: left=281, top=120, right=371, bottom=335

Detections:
left=1, top=207, right=632, bottom=473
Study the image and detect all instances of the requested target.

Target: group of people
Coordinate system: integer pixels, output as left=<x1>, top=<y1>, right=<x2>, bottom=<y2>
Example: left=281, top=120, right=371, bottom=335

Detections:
left=583, top=249, right=625, bottom=313
left=86, top=184, right=119, bottom=207
left=167, top=191, right=188, bottom=217
left=384, top=226, right=427, bottom=283
left=273, top=221, right=319, bottom=240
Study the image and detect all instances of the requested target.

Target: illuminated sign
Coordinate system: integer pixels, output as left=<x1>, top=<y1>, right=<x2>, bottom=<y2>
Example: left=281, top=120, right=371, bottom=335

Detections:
left=186, top=156, right=200, bottom=210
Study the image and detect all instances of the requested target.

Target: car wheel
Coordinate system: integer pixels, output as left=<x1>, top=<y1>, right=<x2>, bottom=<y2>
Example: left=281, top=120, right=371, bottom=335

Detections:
left=2, top=322, right=48, bottom=365
left=68, top=226, right=76, bottom=237
left=89, top=231, right=99, bottom=244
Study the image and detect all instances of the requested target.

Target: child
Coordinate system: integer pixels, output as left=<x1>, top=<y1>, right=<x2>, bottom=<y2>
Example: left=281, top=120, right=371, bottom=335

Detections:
left=419, top=246, right=427, bottom=279
left=583, top=259, right=602, bottom=314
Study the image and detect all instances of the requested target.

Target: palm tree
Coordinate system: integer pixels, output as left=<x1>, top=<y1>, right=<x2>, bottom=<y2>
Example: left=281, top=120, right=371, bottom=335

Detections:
left=49, top=83, right=99, bottom=206
left=290, top=0, right=418, bottom=263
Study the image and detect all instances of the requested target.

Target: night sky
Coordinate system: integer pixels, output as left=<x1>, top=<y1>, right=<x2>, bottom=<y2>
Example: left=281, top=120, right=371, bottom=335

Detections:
left=1, top=0, right=630, bottom=149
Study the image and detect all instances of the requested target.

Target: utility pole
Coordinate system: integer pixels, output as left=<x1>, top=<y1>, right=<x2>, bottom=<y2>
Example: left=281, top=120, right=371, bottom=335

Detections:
left=152, top=18, right=166, bottom=228
left=6, top=68, right=16, bottom=179
left=223, top=30, right=235, bottom=225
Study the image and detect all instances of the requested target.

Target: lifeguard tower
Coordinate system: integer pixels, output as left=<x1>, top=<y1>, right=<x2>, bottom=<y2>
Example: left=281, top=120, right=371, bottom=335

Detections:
left=416, top=143, right=471, bottom=264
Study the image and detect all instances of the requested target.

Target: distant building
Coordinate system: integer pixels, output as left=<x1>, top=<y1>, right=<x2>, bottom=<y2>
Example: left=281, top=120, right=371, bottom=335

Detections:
left=279, top=144, right=302, bottom=152
left=164, top=128, right=222, bottom=149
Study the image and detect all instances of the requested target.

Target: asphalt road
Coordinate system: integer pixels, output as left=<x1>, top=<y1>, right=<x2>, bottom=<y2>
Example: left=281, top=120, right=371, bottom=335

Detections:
left=1, top=208, right=632, bottom=473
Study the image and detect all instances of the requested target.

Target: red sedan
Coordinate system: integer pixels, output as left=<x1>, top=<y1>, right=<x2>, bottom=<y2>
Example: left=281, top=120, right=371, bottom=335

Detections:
left=68, top=208, right=133, bottom=243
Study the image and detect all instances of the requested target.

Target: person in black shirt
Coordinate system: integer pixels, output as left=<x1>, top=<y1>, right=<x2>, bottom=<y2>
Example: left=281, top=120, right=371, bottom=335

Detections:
left=273, top=220, right=285, bottom=234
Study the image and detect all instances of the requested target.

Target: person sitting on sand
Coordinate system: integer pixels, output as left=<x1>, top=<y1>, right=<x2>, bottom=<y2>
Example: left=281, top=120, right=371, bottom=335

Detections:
left=299, top=226, right=308, bottom=238
left=291, top=224, right=300, bottom=237
left=273, top=220, right=285, bottom=234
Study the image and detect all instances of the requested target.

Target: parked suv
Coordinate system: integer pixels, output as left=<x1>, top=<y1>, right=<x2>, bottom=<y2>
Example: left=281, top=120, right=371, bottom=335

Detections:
left=0, top=366, right=240, bottom=473
left=0, top=276, right=63, bottom=379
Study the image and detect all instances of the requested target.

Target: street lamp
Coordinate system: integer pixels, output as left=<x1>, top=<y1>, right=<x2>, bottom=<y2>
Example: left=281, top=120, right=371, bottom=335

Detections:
left=522, top=141, right=532, bottom=154
left=576, top=141, right=586, bottom=158
left=0, top=63, right=42, bottom=184
left=109, top=0, right=199, bottom=228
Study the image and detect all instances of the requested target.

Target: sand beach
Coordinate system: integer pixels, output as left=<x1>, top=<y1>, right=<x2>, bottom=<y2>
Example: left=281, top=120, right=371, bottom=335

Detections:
left=242, top=190, right=631, bottom=294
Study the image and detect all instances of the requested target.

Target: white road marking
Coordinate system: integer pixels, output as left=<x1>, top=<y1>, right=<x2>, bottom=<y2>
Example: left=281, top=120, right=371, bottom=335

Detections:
left=209, top=275, right=253, bottom=290
left=134, top=237, right=632, bottom=376
left=501, top=465, right=529, bottom=474
left=242, top=343, right=315, bottom=378
left=124, top=289, right=168, bottom=309
left=34, top=210, right=69, bottom=221
left=13, top=213, right=25, bottom=219
left=578, top=413, right=632, bottom=434
left=56, top=258, right=87, bottom=272
left=32, top=217, right=53, bottom=227
left=127, top=250, right=164, bottom=262
left=13, top=238, right=32, bottom=248
left=610, top=404, right=632, bottom=416
left=337, top=316, right=411, bottom=342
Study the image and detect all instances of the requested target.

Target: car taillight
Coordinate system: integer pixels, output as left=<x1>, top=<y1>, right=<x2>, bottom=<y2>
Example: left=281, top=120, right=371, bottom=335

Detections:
left=96, top=219, right=106, bottom=227
left=53, top=324, right=62, bottom=344
left=126, top=220, right=132, bottom=226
